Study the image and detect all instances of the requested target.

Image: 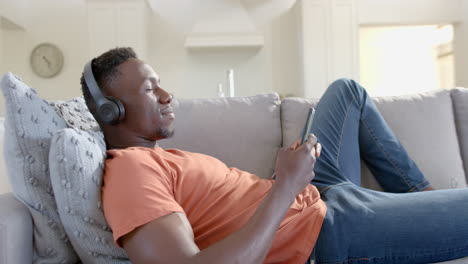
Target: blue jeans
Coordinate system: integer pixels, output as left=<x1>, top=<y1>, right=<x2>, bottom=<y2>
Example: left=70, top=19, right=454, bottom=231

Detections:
left=305, top=79, right=468, bottom=264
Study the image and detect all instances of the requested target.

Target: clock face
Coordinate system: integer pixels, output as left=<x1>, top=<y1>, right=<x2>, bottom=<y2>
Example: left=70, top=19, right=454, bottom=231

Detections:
left=30, top=43, right=64, bottom=78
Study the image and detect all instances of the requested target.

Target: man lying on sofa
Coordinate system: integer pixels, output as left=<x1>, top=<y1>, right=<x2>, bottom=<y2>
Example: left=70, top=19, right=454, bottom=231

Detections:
left=80, top=47, right=468, bottom=264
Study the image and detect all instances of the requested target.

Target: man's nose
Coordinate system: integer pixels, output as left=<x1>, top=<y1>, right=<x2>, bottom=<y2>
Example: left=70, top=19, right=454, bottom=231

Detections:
left=158, top=88, right=173, bottom=104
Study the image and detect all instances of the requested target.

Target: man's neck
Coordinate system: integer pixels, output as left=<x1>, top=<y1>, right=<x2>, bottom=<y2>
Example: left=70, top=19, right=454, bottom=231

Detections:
left=103, top=127, right=159, bottom=150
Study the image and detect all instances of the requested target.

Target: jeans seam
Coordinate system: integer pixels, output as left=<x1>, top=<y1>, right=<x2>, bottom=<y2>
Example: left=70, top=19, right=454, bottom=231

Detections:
left=318, top=182, right=353, bottom=194
left=336, top=99, right=355, bottom=169
left=361, top=118, right=414, bottom=191
left=318, top=243, right=468, bottom=263
left=344, top=81, right=414, bottom=191
left=407, top=180, right=430, bottom=192
left=352, top=82, right=424, bottom=192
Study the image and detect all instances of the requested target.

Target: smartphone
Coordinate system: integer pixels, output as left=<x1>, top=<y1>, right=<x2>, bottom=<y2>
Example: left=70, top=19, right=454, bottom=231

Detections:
left=301, top=107, right=316, bottom=145
left=271, top=107, right=316, bottom=180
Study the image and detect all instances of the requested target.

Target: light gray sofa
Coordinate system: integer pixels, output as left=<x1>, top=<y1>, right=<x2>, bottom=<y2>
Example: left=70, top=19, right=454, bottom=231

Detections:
left=0, top=77, right=468, bottom=263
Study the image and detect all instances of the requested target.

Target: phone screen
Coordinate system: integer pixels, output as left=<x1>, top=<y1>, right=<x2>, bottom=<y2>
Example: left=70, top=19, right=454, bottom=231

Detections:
left=301, top=107, right=315, bottom=145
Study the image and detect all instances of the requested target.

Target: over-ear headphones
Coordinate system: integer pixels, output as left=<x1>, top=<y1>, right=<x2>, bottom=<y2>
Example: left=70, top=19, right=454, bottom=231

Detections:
left=83, top=60, right=125, bottom=125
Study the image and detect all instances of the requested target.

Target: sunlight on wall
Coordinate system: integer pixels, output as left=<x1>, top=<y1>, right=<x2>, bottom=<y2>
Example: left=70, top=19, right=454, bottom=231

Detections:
left=359, top=25, right=454, bottom=96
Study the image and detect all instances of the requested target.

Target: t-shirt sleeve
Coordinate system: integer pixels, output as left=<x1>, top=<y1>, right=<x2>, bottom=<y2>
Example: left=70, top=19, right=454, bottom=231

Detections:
left=102, top=149, right=184, bottom=247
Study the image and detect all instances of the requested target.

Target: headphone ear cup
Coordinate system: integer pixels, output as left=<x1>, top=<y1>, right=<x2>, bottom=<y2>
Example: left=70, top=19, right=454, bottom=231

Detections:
left=105, top=96, right=126, bottom=123
left=97, top=101, right=119, bottom=125
left=97, top=97, right=124, bottom=125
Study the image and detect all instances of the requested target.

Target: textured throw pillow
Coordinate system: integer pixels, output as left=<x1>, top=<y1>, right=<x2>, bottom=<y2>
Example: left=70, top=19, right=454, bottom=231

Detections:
left=0, top=72, right=79, bottom=263
left=50, top=97, right=99, bottom=131
left=49, top=128, right=129, bottom=263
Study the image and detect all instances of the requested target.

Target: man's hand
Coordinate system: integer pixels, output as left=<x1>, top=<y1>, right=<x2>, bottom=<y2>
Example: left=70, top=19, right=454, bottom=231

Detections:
left=288, top=135, right=322, bottom=157
left=273, top=134, right=321, bottom=198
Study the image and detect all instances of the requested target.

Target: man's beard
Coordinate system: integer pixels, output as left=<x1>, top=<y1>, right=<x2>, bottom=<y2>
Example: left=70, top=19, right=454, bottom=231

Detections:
left=159, top=127, right=174, bottom=139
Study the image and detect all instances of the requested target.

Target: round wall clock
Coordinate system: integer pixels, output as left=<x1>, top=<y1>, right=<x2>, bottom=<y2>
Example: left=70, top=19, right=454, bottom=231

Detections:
left=30, top=43, right=64, bottom=78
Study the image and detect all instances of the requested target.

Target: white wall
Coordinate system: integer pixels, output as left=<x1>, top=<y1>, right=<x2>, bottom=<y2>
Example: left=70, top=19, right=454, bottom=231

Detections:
left=147, top=13, right=275, bottom=99
left=454, top=0, right=468, bottom=88
left=0, top=26, right=3, bottom=77
left=0, top=1, right=296, bottom=105
left=0, top=0, right=28, bottom=29
left=143, top=1, right=304, bottom=100
left=1, top=3, right=89, bottom=116
left=271, top=2, right=301, bottom=98
left=2, top=0, right=466, bottom=102
left=0, top=2, right=90, bottom=193
left=358, top=0, right=463, bottom=25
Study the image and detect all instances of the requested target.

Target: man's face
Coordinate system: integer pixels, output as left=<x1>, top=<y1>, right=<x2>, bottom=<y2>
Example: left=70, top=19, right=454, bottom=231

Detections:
left=106, top=58, right=175, bottom=140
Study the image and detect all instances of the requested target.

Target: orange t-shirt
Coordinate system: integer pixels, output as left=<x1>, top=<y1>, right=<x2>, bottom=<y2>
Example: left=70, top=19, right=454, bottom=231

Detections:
left=102, top=147, right=327, bottom=264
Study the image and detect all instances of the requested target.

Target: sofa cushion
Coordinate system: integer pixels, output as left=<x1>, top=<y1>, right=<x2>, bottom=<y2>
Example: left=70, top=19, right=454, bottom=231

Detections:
left=370, top=89, right=466, bottom=190
left=0, top=193, right=34, bottom=264
left=158, top=93, right=282, bottom=179
left=281, top=89, right=467, bottom=190
left=280, top=97, right=319, bottom=148
left=49, top=128, right=129, bottom=263
left=451, top=88, right=468, bottom=182
left=0, top=72, right=79, bottom=263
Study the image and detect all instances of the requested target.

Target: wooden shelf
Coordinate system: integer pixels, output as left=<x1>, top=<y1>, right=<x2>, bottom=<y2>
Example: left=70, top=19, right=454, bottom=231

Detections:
left=185, top=33, right=264, bottom=49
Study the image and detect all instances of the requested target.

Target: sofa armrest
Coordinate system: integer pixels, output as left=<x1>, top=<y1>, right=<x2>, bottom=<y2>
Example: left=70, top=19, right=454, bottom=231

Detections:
left=0, top=193, right=33, bottom=264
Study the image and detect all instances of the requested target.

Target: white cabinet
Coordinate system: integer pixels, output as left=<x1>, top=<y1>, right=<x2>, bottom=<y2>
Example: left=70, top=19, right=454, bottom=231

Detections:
left=0, top=26, right=3, bottom=76
left=298, top=0, right=359, bottom=98
left=87, top=1, right=148, bottom=59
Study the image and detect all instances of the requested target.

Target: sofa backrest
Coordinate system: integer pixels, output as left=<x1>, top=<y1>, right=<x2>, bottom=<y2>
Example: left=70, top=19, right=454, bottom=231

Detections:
left=281, top=89, right=468, bottom=190
left=369, top=89, right=467, bottom=190
left=158, top=93, right=282, bottom=179
left=451, top=88, right=468, bottom=178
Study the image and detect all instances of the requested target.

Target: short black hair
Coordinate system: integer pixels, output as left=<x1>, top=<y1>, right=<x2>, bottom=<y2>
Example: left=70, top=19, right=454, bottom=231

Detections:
left=80, top=47, right=137, bottom=117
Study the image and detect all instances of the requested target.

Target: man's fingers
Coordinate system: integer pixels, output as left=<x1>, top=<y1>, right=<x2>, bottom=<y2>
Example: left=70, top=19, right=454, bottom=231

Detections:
left=298, top=134, right=316, bottom=154
left=303, top=134, right=317, bottom=150
left=307, top=133, right=318, bottom=145
left=315, top=143, right=322, bottom=157
left=291, top=134, right=320, bottom=154
left=304, top=135, right=321, bottom=158
left=289, top=140, right=301, bottom=151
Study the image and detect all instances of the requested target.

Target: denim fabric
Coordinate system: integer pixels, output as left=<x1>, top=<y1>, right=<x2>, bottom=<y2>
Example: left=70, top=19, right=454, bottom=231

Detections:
left=307, top=79, right=468, bottom=264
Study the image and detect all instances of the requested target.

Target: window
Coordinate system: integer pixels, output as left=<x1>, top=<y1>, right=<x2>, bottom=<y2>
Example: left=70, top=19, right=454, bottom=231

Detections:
left=359, top=25, right=455, bottom=96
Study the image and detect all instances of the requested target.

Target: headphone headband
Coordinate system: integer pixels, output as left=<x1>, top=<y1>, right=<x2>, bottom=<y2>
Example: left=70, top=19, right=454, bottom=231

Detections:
left=83, top=59, right=125, bottom=125
left=84, top=60, right=107, bottom=106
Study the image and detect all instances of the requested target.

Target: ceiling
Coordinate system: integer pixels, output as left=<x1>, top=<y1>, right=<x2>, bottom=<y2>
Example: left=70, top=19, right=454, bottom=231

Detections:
left=146, top=0, right=297, bottom=34
left=0, top=0, right=297, bottom=34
